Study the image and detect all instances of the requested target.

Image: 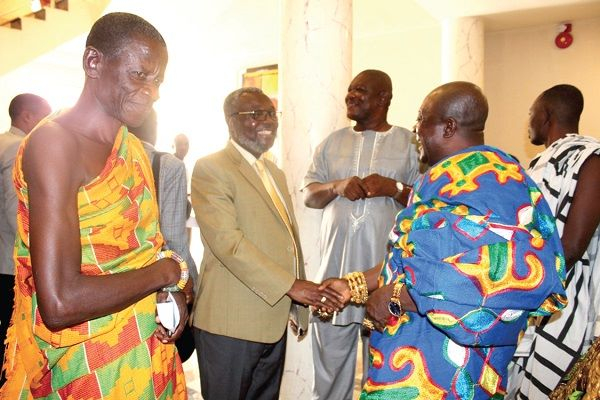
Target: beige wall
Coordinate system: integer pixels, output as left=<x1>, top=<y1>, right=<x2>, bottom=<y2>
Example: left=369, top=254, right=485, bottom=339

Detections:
left=485, top=17, right=600, bottom=166
left=353, top=0, right=441, bottom=130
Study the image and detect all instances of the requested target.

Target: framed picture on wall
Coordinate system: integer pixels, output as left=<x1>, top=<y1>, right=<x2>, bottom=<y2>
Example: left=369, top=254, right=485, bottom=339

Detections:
left=242, top=64, right=278, bottom=109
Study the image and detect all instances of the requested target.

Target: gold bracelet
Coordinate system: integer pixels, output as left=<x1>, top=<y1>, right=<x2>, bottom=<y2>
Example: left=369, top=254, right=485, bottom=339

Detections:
left=362, top=317, right=375, bottom=330
left=392, top=281, right=404, bottom=300
left=343, top=271, right=368, bottom=304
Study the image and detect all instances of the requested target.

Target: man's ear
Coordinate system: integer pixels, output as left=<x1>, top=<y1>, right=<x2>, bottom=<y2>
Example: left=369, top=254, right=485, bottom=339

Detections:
left=379, top=91, right=392, bottom=107
left=443, top=117, right=457, bottom=138
left=543, top=107, right=553, bottom=125
left=83, top=46, right=102, bottom=78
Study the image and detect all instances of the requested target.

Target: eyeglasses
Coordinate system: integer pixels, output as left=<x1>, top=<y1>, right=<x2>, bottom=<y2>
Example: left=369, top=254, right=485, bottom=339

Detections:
left=230, top=110, right=281, bottom=121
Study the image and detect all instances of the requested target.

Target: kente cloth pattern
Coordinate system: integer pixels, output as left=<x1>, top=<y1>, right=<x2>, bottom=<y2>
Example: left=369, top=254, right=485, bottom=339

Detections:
left=509, top=134, right=600, bottom=399
left=361, top=145, right=567, bottom=400
left=1, top=127, right=187, bottom=399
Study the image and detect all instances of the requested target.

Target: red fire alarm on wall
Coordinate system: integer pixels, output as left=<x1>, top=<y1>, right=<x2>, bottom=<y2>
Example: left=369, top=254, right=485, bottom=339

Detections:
left=555, top=23, right=573, bottom=49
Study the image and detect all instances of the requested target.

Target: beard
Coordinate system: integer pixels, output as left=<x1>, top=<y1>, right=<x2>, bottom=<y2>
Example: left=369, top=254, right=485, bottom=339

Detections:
left=233, top=132, right=273, bottom=156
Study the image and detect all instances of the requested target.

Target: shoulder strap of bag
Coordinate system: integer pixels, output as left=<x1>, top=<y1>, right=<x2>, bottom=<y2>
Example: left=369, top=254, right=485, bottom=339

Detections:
left=151, top=151, right=168, bottom=201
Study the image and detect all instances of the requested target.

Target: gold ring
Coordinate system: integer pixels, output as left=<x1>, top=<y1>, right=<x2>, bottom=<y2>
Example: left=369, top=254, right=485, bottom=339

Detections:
left=320, top=296, right=327, bottom=303
left=362, top=317, right=375, bottom=330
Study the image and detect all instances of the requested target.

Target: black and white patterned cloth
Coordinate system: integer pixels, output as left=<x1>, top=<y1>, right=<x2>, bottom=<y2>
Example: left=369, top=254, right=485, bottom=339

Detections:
left=508, top=134, right=600, bottom=399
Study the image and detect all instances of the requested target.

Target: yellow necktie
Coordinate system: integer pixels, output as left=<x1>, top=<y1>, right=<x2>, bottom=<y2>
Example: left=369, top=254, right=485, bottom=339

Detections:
left=255, top=159, right=299, bottom=277
left=255, top=159, right=292, bottom=230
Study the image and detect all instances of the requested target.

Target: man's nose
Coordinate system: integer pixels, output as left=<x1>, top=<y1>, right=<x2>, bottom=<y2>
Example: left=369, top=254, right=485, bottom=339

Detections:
left=142, top=84, right=160, bottom=102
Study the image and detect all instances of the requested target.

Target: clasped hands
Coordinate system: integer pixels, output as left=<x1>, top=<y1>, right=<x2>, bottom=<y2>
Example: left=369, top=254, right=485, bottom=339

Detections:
left=316, top=279, right=401, bottom=332
left=287, top=279, right=348, bottom=313
left=333, top=174, right=397, bottom=201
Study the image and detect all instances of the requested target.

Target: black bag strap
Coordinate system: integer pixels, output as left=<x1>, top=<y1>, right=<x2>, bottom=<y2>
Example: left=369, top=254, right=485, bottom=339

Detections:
left=151, top=151, right=168, bottom=201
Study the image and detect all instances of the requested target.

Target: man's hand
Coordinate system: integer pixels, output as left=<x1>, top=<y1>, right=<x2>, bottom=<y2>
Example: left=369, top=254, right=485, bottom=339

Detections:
left=318, top=278, right=351, bottom=305
left=287, top=279, right=345, bottom=312
left=365, top=284, right=395, bottom=331
left=182, top=278, right=194, bottom=304
left=333, top=176, right=368, bottom=201
left=155, top=291, right=189, bottom=343
left=363, top=174, right=397, bottom=198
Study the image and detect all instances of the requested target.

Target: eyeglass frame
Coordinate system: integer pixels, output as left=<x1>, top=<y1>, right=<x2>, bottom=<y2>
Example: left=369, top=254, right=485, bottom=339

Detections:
left=229, top=110, right=282, bottom=121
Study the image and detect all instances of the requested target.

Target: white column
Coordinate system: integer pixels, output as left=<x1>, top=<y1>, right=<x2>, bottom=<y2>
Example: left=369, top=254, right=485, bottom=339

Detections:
left=278, top=0, right=352, bottom=397
left=441, top=17, right=484, bottom=87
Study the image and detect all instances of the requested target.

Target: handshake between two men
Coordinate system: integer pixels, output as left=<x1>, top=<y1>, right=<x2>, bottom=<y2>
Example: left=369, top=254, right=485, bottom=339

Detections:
left=286, top=264, right=417, bottom=333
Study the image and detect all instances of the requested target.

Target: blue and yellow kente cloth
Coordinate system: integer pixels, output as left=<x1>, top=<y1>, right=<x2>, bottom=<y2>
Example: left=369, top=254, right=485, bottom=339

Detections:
left=362, top=145, right=567, bottom=400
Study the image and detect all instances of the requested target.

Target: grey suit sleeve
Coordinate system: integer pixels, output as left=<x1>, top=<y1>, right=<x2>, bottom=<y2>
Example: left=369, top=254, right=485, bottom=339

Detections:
left=191, top=158, right=296, bottom=306
left=158, top=156, right=198, bottom=286
left=1, top=142, right=19, bottom=236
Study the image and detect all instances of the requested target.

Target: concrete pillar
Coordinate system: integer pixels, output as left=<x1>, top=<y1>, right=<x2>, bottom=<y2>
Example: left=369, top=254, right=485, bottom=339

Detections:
left=278, top=0, right=352, bottom=397
left=441, top=16, right=484, bottom=87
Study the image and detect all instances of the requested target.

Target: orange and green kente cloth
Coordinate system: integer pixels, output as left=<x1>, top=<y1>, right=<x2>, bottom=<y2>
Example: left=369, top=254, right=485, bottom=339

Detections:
left=1, top=127, right=187, bottom=399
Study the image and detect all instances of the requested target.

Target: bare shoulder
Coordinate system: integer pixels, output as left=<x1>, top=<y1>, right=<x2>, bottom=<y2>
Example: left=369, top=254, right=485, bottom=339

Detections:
left=27, top=119, right=77, bottom=150
left=23, top=119, right=84, bottom=190
left=577, top=154, right=600, bottom=190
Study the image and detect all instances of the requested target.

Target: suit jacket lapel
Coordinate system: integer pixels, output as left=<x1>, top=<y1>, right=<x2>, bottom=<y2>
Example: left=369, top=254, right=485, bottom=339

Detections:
left=266, top=161, right=297, bottom=231
left=224, top=143, right=285, bottom=226
left=264, top=161, right=304, bottom=276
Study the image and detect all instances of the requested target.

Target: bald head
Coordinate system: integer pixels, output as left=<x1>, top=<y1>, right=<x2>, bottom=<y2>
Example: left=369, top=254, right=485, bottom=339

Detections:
left=427, top=81, right=488, bottom=133
left=8, top=93, right=52, bottom=134
left=415, top=81, right=487, bottom=166
left=356, top=70, right=392, bottom=91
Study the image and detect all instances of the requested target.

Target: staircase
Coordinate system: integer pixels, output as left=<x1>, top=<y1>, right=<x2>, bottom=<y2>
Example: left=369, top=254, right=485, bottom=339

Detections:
left=0, top=0, right=68, bottom=29
left=0, top=0, right=110, bottom=75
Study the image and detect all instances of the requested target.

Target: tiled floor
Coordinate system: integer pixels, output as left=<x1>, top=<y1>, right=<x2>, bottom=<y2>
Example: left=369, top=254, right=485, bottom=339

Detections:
left=183, top=352, right=202, bottom=399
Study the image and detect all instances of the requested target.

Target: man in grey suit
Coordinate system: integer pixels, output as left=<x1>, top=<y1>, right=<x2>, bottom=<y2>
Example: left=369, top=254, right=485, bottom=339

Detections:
left=0, top=93, right=51, bottom=383
left=129, top=109, right=198, bottom=363
left=190, top=87, right=343, bottom=400
left=129, top=109, right=197, bottom=286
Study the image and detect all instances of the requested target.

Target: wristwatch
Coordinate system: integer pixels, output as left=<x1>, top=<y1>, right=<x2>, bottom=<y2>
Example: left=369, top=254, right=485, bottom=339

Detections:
left=388, top=282, right=404, bottom=317
left=396, top=181, right=404, bottom=194
left=394, top=181, right=404, bottom=201
left=388, top=299, right=403, bottom=317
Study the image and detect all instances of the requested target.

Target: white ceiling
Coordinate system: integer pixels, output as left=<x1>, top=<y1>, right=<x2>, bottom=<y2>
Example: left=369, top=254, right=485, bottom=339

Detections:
left=414, top=0, right=600, bottom=31
left=7, top=0, right=600, bottom=78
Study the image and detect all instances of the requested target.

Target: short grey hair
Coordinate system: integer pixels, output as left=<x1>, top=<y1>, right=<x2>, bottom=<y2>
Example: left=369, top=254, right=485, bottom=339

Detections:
left=223, top=87, right=264, bottom=118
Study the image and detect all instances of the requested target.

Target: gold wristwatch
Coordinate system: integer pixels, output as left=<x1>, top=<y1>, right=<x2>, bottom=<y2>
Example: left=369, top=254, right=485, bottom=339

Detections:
left=388, top=282, right=404, bottom=317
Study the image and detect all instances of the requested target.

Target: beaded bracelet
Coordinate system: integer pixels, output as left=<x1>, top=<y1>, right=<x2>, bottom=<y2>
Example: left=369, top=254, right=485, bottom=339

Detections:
left=343, top=271, right=368, bottom=304
left=157, top=250, right=189, bottom=292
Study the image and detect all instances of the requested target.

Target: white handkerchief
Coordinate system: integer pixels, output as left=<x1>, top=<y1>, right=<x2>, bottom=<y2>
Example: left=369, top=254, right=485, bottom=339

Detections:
left=157, top=292, right=180, bottom=335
